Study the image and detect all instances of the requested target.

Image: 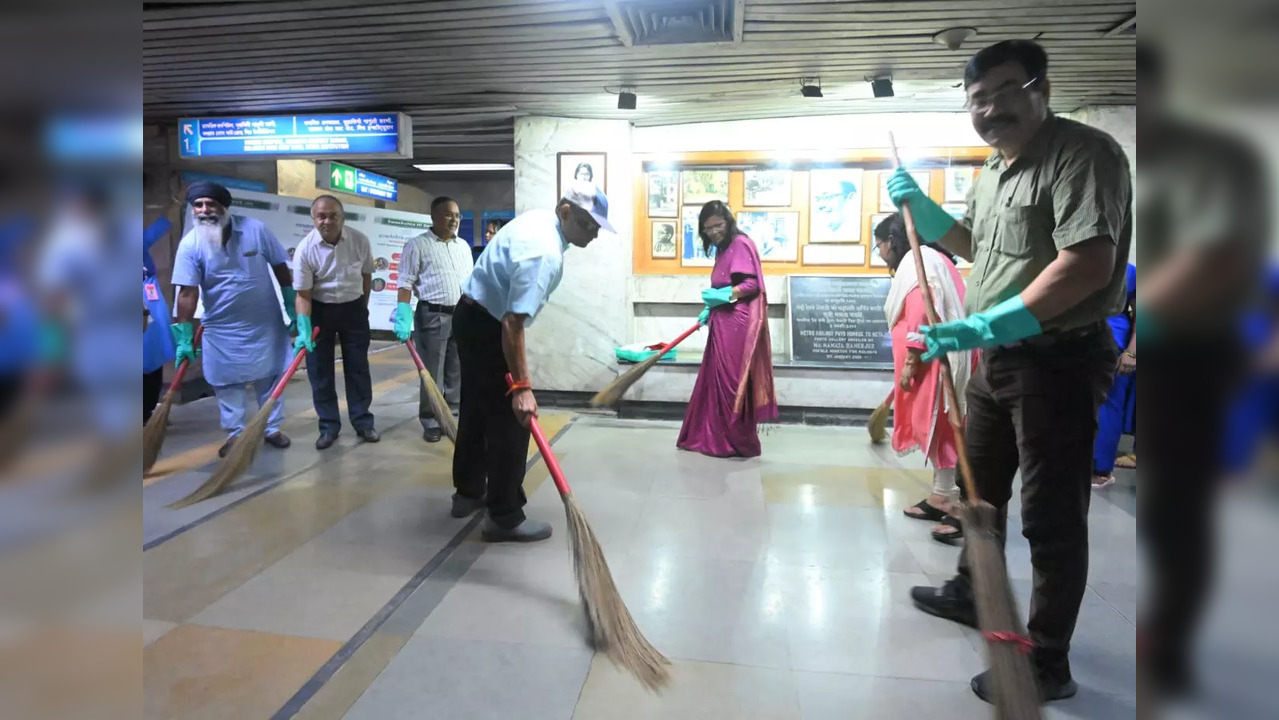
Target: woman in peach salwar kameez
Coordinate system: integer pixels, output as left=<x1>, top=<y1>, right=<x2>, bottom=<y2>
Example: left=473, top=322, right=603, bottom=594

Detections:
left=873, top=214, right=973, bottom=543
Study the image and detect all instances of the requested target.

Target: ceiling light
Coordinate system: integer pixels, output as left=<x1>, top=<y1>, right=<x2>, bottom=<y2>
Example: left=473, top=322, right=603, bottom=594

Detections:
left=870, top=77, right=894, bottom=98
left=413, top=163, right=514, bottom=172
left=932, top=26, right=977, bottom=51
left=800, top=77, right=823, bottom=98
left=618, top=89, right=637, bottom=110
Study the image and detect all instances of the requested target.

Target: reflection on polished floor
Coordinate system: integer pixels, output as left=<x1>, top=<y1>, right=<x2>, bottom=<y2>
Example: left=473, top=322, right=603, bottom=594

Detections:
left=142, top=347, right=1137, bottom=719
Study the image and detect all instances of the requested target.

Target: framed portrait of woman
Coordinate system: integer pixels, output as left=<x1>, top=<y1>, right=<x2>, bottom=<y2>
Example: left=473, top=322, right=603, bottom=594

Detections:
left=557, top=152, right=607, bottom=199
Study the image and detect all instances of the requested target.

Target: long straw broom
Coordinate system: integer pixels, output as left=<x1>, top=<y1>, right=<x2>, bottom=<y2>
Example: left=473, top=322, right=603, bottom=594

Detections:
left=169, top=326, right=319, bottom=508
left=890, top=134, right=1041, bottom=719
left=589, top=321, right=701, bottom=407
left=867, top=390, right=893, bottom=444
left=143, top=325, right=204, bottom=472
left=405, top=339, right=458, bottom=443
left=510, top=373, right=670, bottom=690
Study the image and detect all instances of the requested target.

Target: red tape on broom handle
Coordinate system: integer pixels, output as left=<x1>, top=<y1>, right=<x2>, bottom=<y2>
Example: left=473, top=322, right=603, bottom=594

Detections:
left=506, top=372, right=571, bottom=497
left=164, top=325, right=206, bottom=394
left=268, top=326, right=320, bottom=402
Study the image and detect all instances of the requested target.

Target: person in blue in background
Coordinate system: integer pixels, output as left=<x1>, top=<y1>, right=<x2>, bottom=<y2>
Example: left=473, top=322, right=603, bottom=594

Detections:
left=0, top=217, right=39, bottom=433
left=143, top=217, right=175, bottom=424
left=1221, top=264, right=1279, bottom=477
left=1092, top=263, right=1137, bottom=488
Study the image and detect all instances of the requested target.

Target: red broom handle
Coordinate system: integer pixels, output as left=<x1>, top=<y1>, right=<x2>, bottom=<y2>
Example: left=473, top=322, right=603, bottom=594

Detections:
left=657, top=322, right=702, bottom=356
left=164, top=325, right=206, bottom=394
left=506, top=372, right=571, bottom=497
left=405, top=336, right=426, bottom=372
left=267, top=326, right=320, bottom=402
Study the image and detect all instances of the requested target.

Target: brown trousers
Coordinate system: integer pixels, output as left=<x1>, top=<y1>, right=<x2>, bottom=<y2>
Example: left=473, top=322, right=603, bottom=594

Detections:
left=953, top=322, right=1117, bottom=680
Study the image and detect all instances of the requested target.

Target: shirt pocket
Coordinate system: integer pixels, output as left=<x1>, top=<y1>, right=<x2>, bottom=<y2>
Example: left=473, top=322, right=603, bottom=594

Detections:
left=994, top=205, right=1049, bottom=259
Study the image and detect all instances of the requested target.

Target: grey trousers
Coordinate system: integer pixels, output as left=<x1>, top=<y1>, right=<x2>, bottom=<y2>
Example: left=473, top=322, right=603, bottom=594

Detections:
left=413, top=304, right=461, bottom=430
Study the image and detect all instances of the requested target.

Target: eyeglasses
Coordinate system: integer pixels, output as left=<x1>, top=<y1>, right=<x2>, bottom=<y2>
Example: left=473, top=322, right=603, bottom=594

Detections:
left=964, top=76, right=1040, bottom=113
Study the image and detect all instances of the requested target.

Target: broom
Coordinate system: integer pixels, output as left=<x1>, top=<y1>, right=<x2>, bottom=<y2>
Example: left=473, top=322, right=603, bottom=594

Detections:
left=867, top=390, right=893, bottom=444
left=405, top=338, right=458, bottom=443
left=510, top=373, right=670, bottom=690
left=169, top=326, right=319, bottom=508
left=589, top=321, right=702, bottom=407
left=143, top=325, right=204, bottom=473
left=890, top=134, right=1041, bottom=719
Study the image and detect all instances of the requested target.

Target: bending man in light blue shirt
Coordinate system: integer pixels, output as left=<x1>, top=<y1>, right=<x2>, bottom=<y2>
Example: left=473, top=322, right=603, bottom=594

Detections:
left=451, top=181, right=613, bottom=542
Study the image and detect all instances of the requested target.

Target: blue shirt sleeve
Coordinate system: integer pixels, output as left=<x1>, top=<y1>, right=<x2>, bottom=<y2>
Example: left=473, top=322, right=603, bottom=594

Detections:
left=260, top=227, right=288, bottom=266
left=171, top=238, right=202, bottom=288
left=505, top=253, right=558, bottom=318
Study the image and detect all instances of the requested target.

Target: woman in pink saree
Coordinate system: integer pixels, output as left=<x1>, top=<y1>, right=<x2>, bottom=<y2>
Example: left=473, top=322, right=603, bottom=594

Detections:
left=873, top=213, right=973, bottom=543
left=677, top=202, right=778, bottom=458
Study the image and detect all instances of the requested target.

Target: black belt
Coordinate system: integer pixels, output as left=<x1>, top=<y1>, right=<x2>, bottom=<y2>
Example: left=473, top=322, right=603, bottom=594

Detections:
left=421, top=302, right=456, bottom=314
left=1009, top=320, right=1108, bottom=349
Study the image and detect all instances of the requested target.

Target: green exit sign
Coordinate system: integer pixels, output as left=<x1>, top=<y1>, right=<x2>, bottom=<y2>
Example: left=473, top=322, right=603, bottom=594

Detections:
left=329, top=161, right=358, bottom=193
left=322, top=161, right=399, bottom=202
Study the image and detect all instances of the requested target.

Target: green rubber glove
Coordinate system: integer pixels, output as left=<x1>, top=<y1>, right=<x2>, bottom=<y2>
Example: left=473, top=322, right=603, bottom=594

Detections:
left=281, top=287, right=298, bottom=330
left=393, top=301, right=413, bottom=342
left=38, top=320, right=67, bottom=364
left=920, top=295, right=1042, bottom=361
left=294, top=314, right=315, bottom=353
left=697, top=305, right=711, bottom=326
left=170, top=321, right=200, bottom=366
left=885, top=168, right=956, bottom=244
left=1134, top=309, right=1154, bottom=347
left=701, top=286, right=734, bottom=308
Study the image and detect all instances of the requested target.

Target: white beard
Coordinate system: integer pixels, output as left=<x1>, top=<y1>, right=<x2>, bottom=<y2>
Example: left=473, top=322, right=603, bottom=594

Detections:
left=194, top=213, right=230, bottom=249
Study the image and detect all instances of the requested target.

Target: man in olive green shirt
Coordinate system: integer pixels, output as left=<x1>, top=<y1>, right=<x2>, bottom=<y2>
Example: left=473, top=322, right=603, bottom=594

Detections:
left=887, top=40, right=1131, bottom=703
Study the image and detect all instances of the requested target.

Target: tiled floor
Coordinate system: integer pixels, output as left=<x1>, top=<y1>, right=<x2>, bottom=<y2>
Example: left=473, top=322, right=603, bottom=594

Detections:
left=142, top=345, right=1138, bottom=719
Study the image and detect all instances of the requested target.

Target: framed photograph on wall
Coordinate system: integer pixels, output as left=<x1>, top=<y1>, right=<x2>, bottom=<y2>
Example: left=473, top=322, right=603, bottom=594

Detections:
left=810, top=168, right=865, bottom=243
left=879, top=170, right=930, bottom=212
left=681, top=169, right=729, bottom=206
left=743, top=170, right=792, bottom=207
left=557, top=152, right=606, bottom=201
left=651, top=220, right=677, bottom=259
left=737, top=211, right=799, bottom=262
left=681, top=204, right=715, bottom=267
left=647, top=170, right=679, bottom=217
left=944, top=166, right=976, bottom=202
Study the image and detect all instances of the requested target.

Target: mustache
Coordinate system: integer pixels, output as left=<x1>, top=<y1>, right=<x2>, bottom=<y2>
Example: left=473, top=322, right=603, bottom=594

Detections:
left=979, top=114, right=1017, bottom=130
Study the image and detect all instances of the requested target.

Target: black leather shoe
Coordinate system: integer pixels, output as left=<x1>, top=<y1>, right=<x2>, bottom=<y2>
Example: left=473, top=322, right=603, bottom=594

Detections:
left=264, top=432, right=291, bottom=449
left=910, top=579, right=978, bottom=628
left=357, top=428, right=380, bottom=443
left=423, top=427, right=442, bottom=443
left=481, top=517, right=552, bottom=543
left=315, top=433, right=338, bottom=450
left=217, top=436, right=237, bottom=458
left=970, top=668, right=1078, bottom=704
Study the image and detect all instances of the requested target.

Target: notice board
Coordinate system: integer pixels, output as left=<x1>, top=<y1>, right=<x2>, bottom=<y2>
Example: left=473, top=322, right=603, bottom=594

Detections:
left=787, top=275, right=893, bottom=368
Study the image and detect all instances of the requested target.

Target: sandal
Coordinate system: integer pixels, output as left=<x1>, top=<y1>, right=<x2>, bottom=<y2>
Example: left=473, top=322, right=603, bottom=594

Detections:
left=903, top=498, right=949, bottom=522
left=931, top=515, right=964, bottom=546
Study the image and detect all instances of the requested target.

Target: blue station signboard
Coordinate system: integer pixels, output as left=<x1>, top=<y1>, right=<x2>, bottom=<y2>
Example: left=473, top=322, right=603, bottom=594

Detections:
left=178, top=112, right=412, bottom=160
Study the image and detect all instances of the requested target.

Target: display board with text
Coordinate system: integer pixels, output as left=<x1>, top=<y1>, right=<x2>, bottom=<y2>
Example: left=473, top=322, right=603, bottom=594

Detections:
left=787, top=275, right=893, bottom=368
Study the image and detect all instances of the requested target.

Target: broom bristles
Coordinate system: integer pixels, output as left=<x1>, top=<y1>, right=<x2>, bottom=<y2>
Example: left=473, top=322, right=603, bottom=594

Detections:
left=589, top=351, right=664, bottom=408
left=561, top=493, right=670, bottom=690
left=963, top=501, right=1043, bottom=719
left=142, top=391, right=176, bottom=472
left=419, top=368, right=458, bottom=443
left=867, top=399, right=891, bottom=444
left=168, top=397, right=275, bottom=508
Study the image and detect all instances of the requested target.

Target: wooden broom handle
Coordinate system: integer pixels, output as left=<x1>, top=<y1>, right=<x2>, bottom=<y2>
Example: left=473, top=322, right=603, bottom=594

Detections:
left=267, top=326, right=320, bottom=402
left=164, top=325, right=205, bottom=394
left=659, top=322, right=702, bottom=355
left=889, top=133, right=981, bottom=505
left=405, top=335, right=426, bottom=371
left=506, top=373, right=571, bottom=497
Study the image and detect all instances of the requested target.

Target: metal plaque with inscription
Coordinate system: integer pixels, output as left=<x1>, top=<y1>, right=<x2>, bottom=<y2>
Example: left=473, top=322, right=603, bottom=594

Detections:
left=787, top=275, right=893, bottom=368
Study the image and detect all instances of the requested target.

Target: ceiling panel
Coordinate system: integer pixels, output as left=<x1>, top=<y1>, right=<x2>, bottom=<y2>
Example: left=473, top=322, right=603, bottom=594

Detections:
left=144, top=0, right=1136, bottom=180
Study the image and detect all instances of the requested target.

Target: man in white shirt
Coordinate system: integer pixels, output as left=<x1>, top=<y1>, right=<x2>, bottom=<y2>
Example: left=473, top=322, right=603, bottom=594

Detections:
left=394, top=196, right=474, bottom=442
left=451, top=181, right=612, bottom=542
left=292, top=194, right=380, bottom=449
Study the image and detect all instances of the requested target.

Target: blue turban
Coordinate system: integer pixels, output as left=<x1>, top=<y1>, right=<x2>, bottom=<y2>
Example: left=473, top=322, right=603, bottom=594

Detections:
left=185, top=180, right=232, bottom=209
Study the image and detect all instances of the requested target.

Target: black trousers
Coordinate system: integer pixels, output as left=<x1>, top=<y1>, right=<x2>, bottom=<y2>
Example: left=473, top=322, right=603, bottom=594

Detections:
left=1142, top=336, right=1242, bottom=688
left=452, top=299, right=531, bottom=528
left=307, top=298, right=374, bottom=435
left=952, top=323, right=1117, bottom=681
left=144, top=367, right=164, bottom=424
